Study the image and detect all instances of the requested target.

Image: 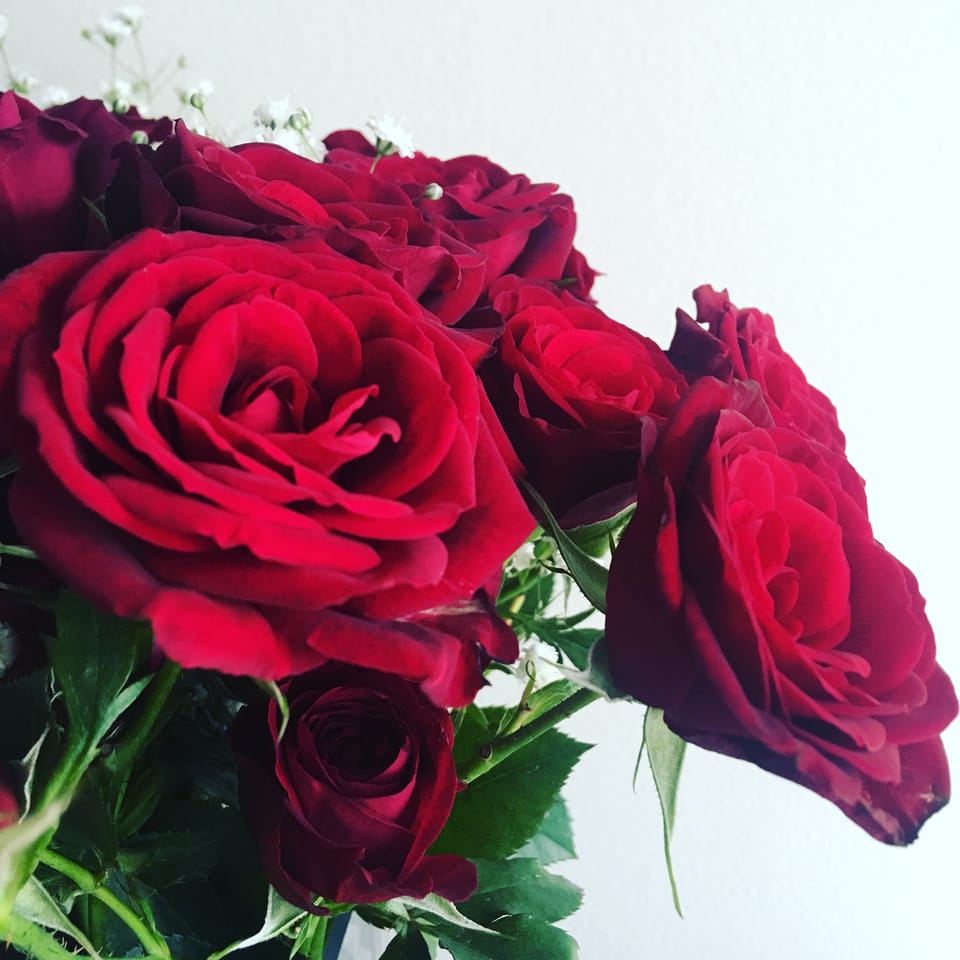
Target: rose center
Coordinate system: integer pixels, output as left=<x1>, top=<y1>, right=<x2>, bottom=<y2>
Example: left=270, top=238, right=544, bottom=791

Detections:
left=314, top=712, right=406, bottom=781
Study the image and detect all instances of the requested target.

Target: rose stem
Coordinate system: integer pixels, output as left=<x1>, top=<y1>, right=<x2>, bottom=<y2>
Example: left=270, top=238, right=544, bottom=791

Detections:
left=37, top=849, right=171, bottom=959
left=107, top=659, right=183, bottom=783
left=459, top=687, right=601, bottom=784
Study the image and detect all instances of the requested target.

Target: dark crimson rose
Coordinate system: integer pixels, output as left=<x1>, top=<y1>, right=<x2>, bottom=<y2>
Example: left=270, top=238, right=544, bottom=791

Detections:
left=483, top=277, right=687, bottom=524
left=106, top=122, right=488, bottom=325
left=324, top=129, right=597, bottom=302
left=0, top=230, right=532, bottom=705
left=0, top=776, right=18, bottom=829
left=606, top=378, right=957, bottom=844
left=0, top=93, right=170, bottom=276
left=668, top=286, right=845, bottom=452
left=231, top=663, right=476, bottom=909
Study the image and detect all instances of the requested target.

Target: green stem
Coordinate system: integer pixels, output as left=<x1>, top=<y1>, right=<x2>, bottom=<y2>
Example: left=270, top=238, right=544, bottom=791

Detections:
left=85, top=894, right=108, bottom=954
left=496, top=578, right=535, bottom=608
left=306, top=915, right=329, bottom=960
left=38, top=849, right=170, bottom=959
left=0, top=914, right=80, bottom=960
left=459, top=687, right=600, bottom=783
left=106, top=660, right=182, bottom=782
left=500, top=661, right=538, bottom=737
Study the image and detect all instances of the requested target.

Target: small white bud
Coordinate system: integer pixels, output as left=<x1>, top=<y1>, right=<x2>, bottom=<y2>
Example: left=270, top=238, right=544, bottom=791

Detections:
left=101, top=79, right=133, bottom=115
left=176, top=80, right=214, bottom=113
left=287, top=107, right=311, bottom=133
left=422, top=182, right=444, bottom=200
left=131, top=129, right=149, bottom=145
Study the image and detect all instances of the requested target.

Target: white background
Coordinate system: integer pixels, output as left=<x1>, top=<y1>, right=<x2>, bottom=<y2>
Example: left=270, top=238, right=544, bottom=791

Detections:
left=5, top=1, right=959, bottom=958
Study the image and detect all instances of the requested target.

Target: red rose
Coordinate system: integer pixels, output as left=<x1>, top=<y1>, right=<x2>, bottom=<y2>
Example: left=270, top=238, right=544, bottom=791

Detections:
left=107, top=122, right=488, bottom=325
left=606, top=378, right=957, bottom=843
left=483, top=278, right=687, bottom=523
left=668, top=286, right=845, bottom=452
left=0, top=93, right=170, bottom=277
left=231, top=663, right=477, bottom=909
left=0, top=777, right=18, bottom=830
left=0, top=230, right=532, bottom=704
left=324, top=130, right=597, bottom=296
left=324, top=129, right=597, bottom=302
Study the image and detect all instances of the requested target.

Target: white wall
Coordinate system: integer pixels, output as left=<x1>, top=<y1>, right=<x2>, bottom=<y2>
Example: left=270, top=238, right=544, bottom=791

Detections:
left=5, top=1, right=959, bottom=957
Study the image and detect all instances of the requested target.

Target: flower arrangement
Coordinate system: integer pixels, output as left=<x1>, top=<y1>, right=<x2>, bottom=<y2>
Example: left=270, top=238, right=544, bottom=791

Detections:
left=0, top=10, right=956, bottom=959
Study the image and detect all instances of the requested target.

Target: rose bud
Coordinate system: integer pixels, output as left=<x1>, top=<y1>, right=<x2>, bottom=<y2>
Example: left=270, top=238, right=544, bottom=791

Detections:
left=231, top=663, right=477, bottom=909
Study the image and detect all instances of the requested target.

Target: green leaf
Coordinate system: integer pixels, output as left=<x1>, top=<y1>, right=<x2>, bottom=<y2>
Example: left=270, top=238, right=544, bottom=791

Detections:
left=0, top=670, right=52, bottom=772
left=565, top=503, right=636, bottom=558
left=1, top=913, right=83, bottom=960
left=460, top=859, right=582, bottom=926
left=120, top=827, right=228, bottom=889
left=514, top=796, right=576, bottom=866
left=643, top=707, right=685, bottom=916
left=567, top=634, right=629, bottom=701
left=522, top=482, right=608, bottom=612
left=51, top=591, right=152, bottom=748
left=394, top=895, right=579, bottom=960
left=0, top=621, right=17, bottom=674
left=13, top=875, right=102, bottom=958
left=527, top=620, right=601, bottom=671
left=449, top=704, right=493, bottom=772
left=433, top=729, right=589, bottom=859
left=521, top=680, right=582, bottom=725
left=206, top=885, right=306, bottom=960
left=0, top=796, right=69, bottom=925
left=379, top=926, right=433, bottom=960
left=495, top=680, right=579, bottom=739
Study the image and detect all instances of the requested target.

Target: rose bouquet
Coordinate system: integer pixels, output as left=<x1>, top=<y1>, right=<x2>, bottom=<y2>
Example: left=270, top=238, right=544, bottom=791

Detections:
left=0, top=10, right=956, bottom=959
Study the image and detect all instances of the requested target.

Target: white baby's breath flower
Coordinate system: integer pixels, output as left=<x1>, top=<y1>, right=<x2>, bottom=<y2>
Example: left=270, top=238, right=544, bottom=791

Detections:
left=97, top=14, right=133, bottom=44
left=36, top=85, right=71, bottom=108
left=422, top=182, right=444, bottom=200
left=117, top=5, right=147, bottom=30
left=253, top=96, right=292, bottom=130
left=268, top=126, right=310, bottom=154
left=509, top=541, right=539, bottom=573
left=11, top=68, right=38, bottom=95
left=367, top=113, right=414, bottom=158
left=0, top=15, right=9, bottom=43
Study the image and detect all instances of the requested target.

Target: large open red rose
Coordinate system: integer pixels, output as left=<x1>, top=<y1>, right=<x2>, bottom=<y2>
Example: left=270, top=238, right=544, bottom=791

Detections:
left=0, top=229, right=532, bottom=704
left=231, top=663, right=477, bottom=909
left=606, top=378, right=956, bottom=843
